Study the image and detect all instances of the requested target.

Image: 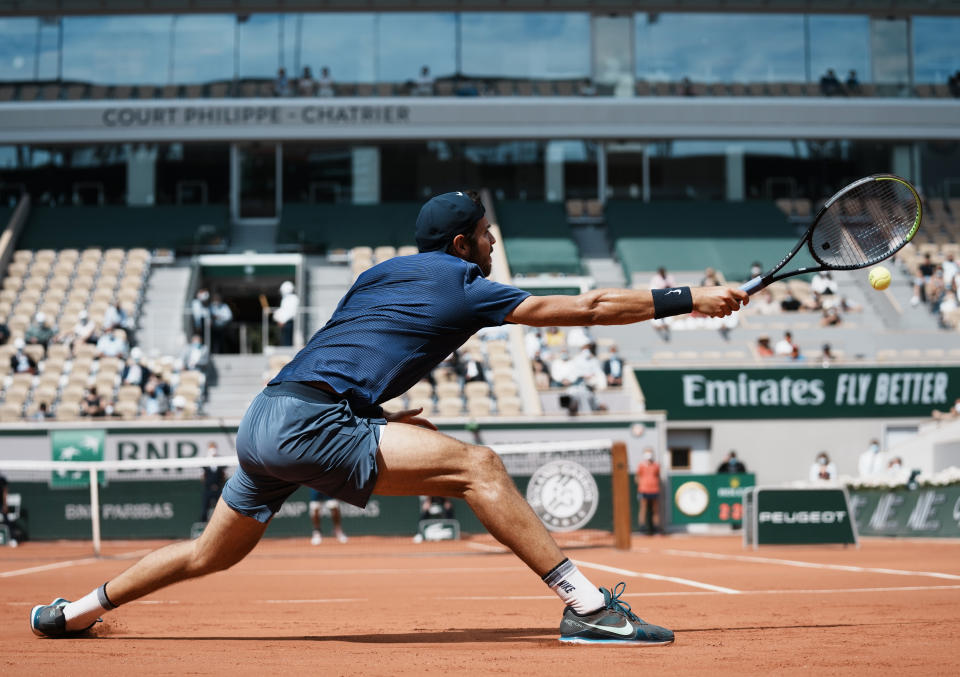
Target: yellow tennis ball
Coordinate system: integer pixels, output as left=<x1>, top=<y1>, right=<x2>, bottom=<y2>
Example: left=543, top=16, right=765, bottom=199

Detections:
left=869, top=266, right=891, bottom=290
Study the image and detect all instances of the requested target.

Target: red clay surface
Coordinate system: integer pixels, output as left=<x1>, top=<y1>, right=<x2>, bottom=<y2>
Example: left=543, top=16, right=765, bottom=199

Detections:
left=3, top=534, right=959, bottom=676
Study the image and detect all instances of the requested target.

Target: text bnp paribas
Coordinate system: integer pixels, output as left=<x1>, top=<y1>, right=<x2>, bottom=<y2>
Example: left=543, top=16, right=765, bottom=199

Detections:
left=682, top=371, right=950, bottom=408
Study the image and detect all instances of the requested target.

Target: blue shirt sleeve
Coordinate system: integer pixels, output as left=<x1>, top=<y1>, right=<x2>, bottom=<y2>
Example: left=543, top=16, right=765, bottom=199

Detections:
left=462, top=269, right=530, bottom=327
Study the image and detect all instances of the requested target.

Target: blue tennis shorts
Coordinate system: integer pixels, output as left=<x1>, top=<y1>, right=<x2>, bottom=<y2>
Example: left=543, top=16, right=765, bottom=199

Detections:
left=222, top=382, right=385, bottom=522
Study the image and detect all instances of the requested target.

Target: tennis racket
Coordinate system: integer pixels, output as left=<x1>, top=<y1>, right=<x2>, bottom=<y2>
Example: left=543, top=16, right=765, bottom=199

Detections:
left=741, top=174, right=922, bottom=295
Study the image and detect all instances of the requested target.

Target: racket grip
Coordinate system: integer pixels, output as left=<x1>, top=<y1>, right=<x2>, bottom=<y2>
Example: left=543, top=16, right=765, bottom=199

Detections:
left=740, top=276, right=765, bottom=295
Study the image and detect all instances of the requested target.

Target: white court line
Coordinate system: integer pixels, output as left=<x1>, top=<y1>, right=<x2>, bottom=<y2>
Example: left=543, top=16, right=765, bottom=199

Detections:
left=249, top=566, right=526, bottom=576
left=466, top=542, right=506, bottom=553
left=655, top=548, right=960, bottom=581
left=255, top=598, right=367, bottom=604
left=0, top=549, right=150, bottom=578
left=572, top=558, right=741, bottom=595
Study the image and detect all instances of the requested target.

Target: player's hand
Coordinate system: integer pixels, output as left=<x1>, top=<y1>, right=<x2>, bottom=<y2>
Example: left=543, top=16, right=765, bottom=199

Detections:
left=691, top=286, right=749, bottom=318
left=384, top=407, right=438, bottom=431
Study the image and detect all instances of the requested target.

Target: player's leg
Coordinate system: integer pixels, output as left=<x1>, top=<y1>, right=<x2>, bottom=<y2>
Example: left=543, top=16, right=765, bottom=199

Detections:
left=31, top=498, right=267, bottom=636
left=374, top=422, right=674, bottom=646
left=309, top=501, right=323, bottom=544
left=650, top=496, right=661, bottom=534
left=329, top=501, right=347, bottom=543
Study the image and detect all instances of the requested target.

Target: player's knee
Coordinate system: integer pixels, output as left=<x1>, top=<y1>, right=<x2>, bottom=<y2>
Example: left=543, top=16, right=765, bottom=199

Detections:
left=469, top=445, right=511, bottom=496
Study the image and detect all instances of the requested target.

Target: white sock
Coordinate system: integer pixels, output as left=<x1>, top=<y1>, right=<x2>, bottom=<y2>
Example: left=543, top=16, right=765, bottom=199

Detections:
left=63, top=583, right=115, bottom=631
left=541, top=559, right=605, bottom=615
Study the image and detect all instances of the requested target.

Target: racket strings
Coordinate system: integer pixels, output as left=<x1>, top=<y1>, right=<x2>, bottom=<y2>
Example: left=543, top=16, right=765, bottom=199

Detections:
left=811, top=180, right=919, bottom=269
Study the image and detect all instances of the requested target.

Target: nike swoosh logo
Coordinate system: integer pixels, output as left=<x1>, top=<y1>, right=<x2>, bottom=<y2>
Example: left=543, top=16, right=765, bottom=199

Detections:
left=666, top=289, right=681, bottom=295
left=581, top=619, right=634, bottom=636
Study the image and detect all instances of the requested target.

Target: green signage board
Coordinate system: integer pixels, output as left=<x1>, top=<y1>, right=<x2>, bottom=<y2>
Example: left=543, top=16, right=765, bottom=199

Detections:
left=669, top=473, right=755, bottom=525
left=633, top=366, right=960, bottom=420
left=850, top=486, right=960, bottom=538
left=50, top=429, right=105, bottom=487
left=746, top=487, right=858, bottom=547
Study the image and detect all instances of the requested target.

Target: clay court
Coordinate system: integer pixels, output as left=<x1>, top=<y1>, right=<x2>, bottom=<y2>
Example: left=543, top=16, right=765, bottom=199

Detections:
left=3, top=534, right=959, bottom=676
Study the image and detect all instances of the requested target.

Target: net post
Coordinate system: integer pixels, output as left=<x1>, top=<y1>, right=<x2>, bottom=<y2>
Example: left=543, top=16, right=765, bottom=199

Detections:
left=611, top=441, right=631, bottom=551
left=89, top=466, right=101, bottom=557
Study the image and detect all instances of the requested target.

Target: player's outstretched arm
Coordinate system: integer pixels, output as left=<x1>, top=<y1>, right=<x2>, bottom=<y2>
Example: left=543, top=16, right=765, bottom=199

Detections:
left=505, top=285, right=747, bottom=327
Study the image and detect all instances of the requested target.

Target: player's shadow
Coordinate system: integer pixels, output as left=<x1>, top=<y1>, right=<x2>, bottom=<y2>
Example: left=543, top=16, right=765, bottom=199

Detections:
left=103, top=627, right=556, bottom=644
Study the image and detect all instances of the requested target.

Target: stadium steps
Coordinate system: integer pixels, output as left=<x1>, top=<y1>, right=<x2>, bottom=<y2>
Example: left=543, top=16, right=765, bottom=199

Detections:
left=303, top=257, right=351, bottom=338
left=230, top=223, right=276, bottom=253
left=571, top=223, right=626, bottom=287
left=203, top=354, right=266, bottom=418
left=137, top=264, right=193, bottom=357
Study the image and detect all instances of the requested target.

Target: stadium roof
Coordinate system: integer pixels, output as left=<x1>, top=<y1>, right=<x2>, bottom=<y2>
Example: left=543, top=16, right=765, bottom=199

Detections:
left=2, top=0, right=959, bottom=18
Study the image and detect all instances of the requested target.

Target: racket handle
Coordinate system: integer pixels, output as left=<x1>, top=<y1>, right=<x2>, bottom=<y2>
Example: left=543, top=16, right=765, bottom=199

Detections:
left=740, top=276, right=765, bottom=295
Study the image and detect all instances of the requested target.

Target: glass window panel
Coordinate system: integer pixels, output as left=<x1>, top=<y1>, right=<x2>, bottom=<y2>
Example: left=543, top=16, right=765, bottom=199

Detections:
left=36, top=18, right=61, bottom=81
left=299, top=14, right=375, bottom=83
left=461, top=13, right=590, bottom=78
left=870, top=17, right=909, bottom=85
left=0, top=18, right=37, bottom=81
left=281, top=14, right=299, bottom=73
left=377, top=13, right=456, bottom=82
left=808, top=15, right=870, bottom=84
left=636, top=13, right=805, bottom=82
left=63, top=16, right=171, bottom=85
left=172, top=14, right=235, bottom=84
left=913, top=17, right=960, bottom=84
left=238, top=14, right=281, bottom=80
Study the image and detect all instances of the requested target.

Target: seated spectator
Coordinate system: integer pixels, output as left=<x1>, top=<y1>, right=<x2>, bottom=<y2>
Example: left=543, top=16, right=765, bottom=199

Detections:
left=680, top=76, right=694, bottom=96
left=938, top=278, right=959, bottom=328
left=700, top=267, right=722, bottom=287
left=532, top=353, right=551, bottom=389
left=755, top=335, right=774, bottom=357
left=0, top=321, right=9, bottom=344
left=578, top=78, right=596, bottom=97
left=25, top=312, right=55, bottom=352
left=297, top=66, right=317, bottom=96
left=809, top=451, right=837, bottom=481
left=57, top=310, right=99, bottom=354
left=32, top=402, right=53, bottom=421
left=566, top=326, right=591, bottom=351
left=932, top=397, right=960, bottom=421
left=96, top=327, right=129, bottom=360
left=549, top=350, right=576, bottom=387
left=811, top=271, right=838, bottom=296
left=913, top=253, right=936, bottom=305
left=803, top=291, right=824, bottom=312
left=774, top=331, right=800, bottom=360
left=928, top=268, right=947, bottom=314
left=139, top=376, right=170, bottom=417
left=845, top=69, right=860, bottom=95
left=820, top=306, right=842, bottom=327
left=572, top=344, right=606, bottom=392
left=949, top=70, right=960, bottom=98
left=9, top=339, right=37, bottom=374
left=780, top=291, right=802, bottom=312
left=168, top=395, right=189, bottom=419
left=543, top=326, right=566, bottom=352
left=603, top=345, right=624, bottom=387
left=819, top=68, right=843, bottom=96
left=886, top=456, right=905, bottom=478
left=820, top=343, right=837, bottom=366
left=273, top=67, right=291, bottom=97
left=525, top=328, right=544, bottom=359
left=414, top=65, right=435, bottom=96
left=121, top=348, right=152, bottom=390
left=459, top=351, right=486, bottom=383
left=81, top=387, right=106, bottom=417
left=649, top=266, right=675, bottom=290
left=318, top=66, right=335, bottom=97
left=179, top=333, right=210, bottom=371
left=752, top=290, right=779, bottom=315
left=103, top=302, right=133, bottom=332
left=943, top=252, right=958, bottom=289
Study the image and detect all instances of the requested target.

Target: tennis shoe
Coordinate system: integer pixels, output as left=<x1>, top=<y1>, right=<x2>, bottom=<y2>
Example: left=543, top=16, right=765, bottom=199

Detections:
left=30, top=598, right=100, bottom=638
left=559, top=582, right=674, bottom=646
left=335, top=531, right=348, bottom=544
left=311, top=531, right=322, bottom=546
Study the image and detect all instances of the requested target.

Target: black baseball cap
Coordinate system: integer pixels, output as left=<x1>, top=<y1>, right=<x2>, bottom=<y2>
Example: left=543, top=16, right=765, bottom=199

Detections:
left=415, top=191, right=485, bottom=253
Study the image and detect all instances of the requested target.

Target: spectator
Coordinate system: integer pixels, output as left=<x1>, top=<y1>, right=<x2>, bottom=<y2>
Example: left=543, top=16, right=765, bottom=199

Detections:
left=297, top=66, right=317, bottom=96
left=820, top=306, right=842, bottom=327
left=809, top=451, right=837, bottom=482
left=309, top=489, right=348, bottom=545
left=531, top=354, right=551, bottom=389
left=1, top=471, right=24, bottom=546
left=649, top=266, right=676, bottom=290
left=191, top=288, right=211, bottom=338
left=752, top=290, right=779, bottom=315
left=755, top=335, right=774, bottom=357
left=948, top=70, right=960, bottom=98
left=96, top=327, right=128, bottom=360
left=845, top=69, right=860, bottom=95
left=886, top=456, right=905, bottom=478
left=209, top=294, right=233, bottom=354
left=932, top=397, right=960, bottom=421
left=9, top=339, right=37, bottom=375
left=780, top=290, right=802, bottom=311
left=578, top=78, right=596, bottom=97
left=938, top=277, right=959, bottom=328
left=820, top=343, right=837, bottom=367
left=199, top=442, right=225, bottom=523
left=566, top=326, right=591, bottom=352
left=700, top=267, right=722, bottom=287
left=32, top=402, right=53, bottom=421
left=57, top=310, right=98, bottom=353
left=81, top=387, right=106, bottom=417
left=273, top=67, right=291, bottom=97
left=858, top=439, right=886, bottom=478
left=180, top=333, right=210, bottom=372
left=414, top=65, right=435, bottom=96
left=603, top=345, right=624, bottom=387
left=717, top=450, right=746, bottom=474
left=810, top=271, right=837, bottom=296
left=942, top=252, right=958, bottom=289
left=543, top=326, right=566, bottom=351
left=635, top=448, right=662, bottom=535
left=169, top=394, right=189, bottom=419
left=139, top=376, right=169, bottom=417
left=774, top=331, right=799, bottom=359
left=549, top=350, right=576, bottom=388
left=318, top=66, right=335, bottom=97
left=103, top=302, right=132, bottom=332
left=25, top=312, right=54, bottom=352
left=819, top=68, right=843, bottom=96
left=459, top=351, right=486, bottom=383
left=0, top=321, right=9, bottom=345
left=273, top=281, right=299, bottom=347
left=749, top=261, right=763, bottom=279
left=913, top=253, right=936, bottom=305
left=121, top=348, right=152, bottom=390
left=525, top=328, right=544, bottom=359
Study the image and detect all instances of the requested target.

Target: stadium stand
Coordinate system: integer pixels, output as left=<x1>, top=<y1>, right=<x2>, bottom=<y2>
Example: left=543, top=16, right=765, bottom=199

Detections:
left=494, top=201, right=583, bottom=276
left=278, top=202, right=421, bottom=252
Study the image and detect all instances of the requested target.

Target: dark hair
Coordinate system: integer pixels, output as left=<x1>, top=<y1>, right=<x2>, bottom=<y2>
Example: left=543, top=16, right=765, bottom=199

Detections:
left=444, top=190, right=484, bottom=254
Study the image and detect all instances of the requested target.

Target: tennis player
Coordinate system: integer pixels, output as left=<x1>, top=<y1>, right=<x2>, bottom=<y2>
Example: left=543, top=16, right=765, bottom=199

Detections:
left=31, top=191, right=746, bottom=646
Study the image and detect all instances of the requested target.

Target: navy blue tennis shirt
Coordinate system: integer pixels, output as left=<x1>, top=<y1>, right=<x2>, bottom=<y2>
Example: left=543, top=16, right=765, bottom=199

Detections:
left=270, top=250, right=530, bottom=412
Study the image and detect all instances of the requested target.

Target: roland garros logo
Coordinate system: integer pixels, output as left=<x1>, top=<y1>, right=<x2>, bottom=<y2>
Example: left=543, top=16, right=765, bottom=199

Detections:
left=526, top=460, right=599, bottom=532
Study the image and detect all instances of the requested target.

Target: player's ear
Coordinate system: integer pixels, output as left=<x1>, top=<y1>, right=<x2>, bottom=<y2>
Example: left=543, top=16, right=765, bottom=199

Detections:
left=449, top=233, right=468, bottom=256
